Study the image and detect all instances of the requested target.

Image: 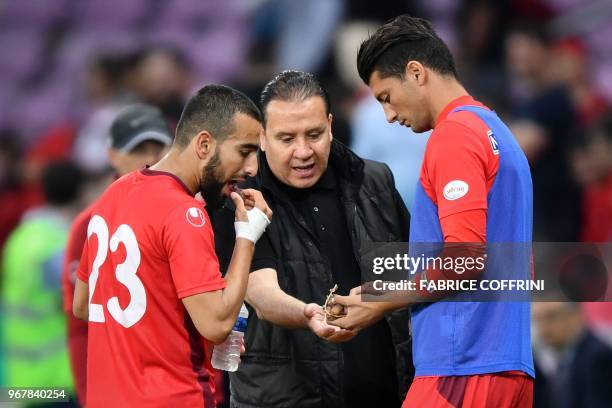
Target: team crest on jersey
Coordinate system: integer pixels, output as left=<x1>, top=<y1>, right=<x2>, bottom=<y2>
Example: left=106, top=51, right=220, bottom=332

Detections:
left=185, top=207, right=206, bottom=227
left=443, top=180, right=469, bottom=201
left=487, top=129, right=499, bottom=155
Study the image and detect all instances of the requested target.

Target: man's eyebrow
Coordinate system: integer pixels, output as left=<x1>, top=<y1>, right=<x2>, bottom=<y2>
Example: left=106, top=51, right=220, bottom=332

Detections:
left=274, top=131, right=295, bottom=138
left=306, top=125, right=326, bottom=133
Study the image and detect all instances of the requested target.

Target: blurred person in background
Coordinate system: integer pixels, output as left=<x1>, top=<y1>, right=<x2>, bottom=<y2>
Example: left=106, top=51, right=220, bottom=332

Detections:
left=130, top=47, right=193, bottom=127
left=62, top=103, right=172, bottom=406
left=72, top=52, right=143, bottom=173
left=550, top=38, right=609, bottom=127
left=532, top=302, right=612, bottom=408
left=73, top=47, right=193, bottom=174
left=244, top=0, right=344, bottom=80
left=506, top=23, right=580, bottom=242
left=570, top=113, right=612, bottom=243
left=0, top=131, right=27, bottom=257
left=0, top=125, right=78, bottom=258
left=570, top=113, right=612, bottom=347
left=505, top=22, right=581, bottom=241
left=1, top=160, right=85, bottom=402
left=454, top=0, right=509, bottom=111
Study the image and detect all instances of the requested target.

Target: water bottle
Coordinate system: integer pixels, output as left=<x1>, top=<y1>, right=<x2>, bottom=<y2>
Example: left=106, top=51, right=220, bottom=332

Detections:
left=211, top=303, right=249, bottom=371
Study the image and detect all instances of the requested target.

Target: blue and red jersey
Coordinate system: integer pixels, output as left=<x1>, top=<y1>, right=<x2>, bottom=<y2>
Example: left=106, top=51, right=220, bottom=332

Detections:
left=409, top=95, right=534, bottom=377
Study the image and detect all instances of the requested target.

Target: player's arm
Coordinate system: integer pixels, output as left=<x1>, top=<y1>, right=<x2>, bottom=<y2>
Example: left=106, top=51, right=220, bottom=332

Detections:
left=73, top=278, right=89, bottom=321
left=182, top=189, right=272, bottom=344
left=330, top=123, right=492, bottom=331
left=183, top=239, right=254, bottom=343
left=329, top=212, right=487, bottom=331
left=246, top=267, right=356, bottom=342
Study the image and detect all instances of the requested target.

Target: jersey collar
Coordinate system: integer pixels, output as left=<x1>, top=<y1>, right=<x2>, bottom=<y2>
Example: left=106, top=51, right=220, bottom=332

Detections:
left=140, top=167, right=197, bottom=198
left=435, top=95, right=485, bottom=126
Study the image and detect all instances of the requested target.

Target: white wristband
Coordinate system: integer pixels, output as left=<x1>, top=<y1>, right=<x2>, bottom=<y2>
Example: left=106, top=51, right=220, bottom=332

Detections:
left=234, top=207, right=271, bottom=243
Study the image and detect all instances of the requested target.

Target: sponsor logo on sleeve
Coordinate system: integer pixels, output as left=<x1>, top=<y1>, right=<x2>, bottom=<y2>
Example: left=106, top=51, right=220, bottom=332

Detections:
left=185, top=207, right=206, bottom=227
left=443, top=180, right=469, bottom=201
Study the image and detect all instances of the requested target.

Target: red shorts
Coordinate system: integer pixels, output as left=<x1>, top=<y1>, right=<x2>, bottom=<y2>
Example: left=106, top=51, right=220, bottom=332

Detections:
left=402, top=371, right=533, bottom=408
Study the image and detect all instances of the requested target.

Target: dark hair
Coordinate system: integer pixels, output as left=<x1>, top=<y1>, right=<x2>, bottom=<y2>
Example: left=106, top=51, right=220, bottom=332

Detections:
left=175, top=85, right=262, bottom=147
left=260, top=70, right=330, bottom=121
left=41, top=160, right=85, bottom=206
left=507, top=21, right=552, bottom=46
left=357, top=14, right=457, bottom=84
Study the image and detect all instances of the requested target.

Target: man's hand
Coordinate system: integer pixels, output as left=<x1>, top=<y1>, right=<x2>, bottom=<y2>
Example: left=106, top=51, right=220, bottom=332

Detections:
left=326, top=294, right=390, bottom=332
left=303, top=303, right=357, bottom=343
left=241, top=188, right=273, bottom=220
left=232, top=189, right=272, bottom=243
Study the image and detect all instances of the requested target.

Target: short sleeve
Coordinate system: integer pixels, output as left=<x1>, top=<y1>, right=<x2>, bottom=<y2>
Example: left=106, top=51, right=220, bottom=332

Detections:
left=163, top=203, right=226, bottom=298
left=251, top=231, right=277, bottom=272
left=76, top=233, right=90, bottom=283
left=63, top=213, right=90, bottom=311
left=428, top=121, right=490, bottom=219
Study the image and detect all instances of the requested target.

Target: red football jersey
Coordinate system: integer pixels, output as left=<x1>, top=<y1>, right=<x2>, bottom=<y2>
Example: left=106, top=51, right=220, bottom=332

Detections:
left=76, top=169, right=226, bottom=407
left=420, top=95, right=499, bottom=243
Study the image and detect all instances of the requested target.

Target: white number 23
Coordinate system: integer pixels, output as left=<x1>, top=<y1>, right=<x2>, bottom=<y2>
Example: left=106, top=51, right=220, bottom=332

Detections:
left=87, top=215, right=146, bottom=328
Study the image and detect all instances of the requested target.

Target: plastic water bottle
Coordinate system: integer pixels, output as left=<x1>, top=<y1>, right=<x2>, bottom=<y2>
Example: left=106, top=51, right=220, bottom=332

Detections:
left=211, top=303, right=249, bottom=372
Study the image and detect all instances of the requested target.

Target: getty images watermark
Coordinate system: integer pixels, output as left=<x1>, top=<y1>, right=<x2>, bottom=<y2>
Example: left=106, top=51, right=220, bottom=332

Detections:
left=371, top=251, right=544, bottom=293
left=356, top=242, right=611, bottom=302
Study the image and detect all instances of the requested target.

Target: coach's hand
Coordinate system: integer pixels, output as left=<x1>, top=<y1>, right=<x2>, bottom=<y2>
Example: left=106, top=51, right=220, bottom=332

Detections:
left=327, top=295, right=389, bottom=332
left=304, top=303, right=357, bottom=343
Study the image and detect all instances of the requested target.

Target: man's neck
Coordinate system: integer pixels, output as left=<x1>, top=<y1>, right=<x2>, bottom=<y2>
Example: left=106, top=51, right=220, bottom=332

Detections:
left=150, top=149, right=198, bottom=196
left=429, top=77, right=470, bottom=126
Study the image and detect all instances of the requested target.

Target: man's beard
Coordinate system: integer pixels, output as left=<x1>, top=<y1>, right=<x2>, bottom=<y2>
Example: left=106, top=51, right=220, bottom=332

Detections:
left=200, top=151, right=226, bottom=210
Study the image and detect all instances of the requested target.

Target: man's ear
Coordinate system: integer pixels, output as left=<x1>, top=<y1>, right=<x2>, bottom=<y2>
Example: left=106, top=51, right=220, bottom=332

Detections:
left=405, top=60, right=426, bottom=85
left=259, top=131, right=266, bottom=152
left=194, top=130, right=214, bottom=159
left=107, top=148, right=119, bottom=168
left=328, top=113, right=333, bottom=142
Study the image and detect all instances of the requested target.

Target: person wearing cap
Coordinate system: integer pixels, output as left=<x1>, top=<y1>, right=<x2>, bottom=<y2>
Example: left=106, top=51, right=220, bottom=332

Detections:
left=61, top=103, right=172, bottom=405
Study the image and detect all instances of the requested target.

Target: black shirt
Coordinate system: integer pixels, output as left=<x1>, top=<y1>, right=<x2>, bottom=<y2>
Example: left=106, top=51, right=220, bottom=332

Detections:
left=251, top=166, right=400, bottom=406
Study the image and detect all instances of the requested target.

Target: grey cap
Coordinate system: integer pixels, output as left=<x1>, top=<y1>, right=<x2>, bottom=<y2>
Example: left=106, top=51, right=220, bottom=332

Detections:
left=110, top=104, right=173, bottom=152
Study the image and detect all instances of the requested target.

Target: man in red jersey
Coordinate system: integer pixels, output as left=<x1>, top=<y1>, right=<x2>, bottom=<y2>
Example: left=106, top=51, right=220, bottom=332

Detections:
left=73, top=85, right=273, bottom=407
left=329, top=15, right=534, bottom=408
left=62, top=103, right=172, bottom=405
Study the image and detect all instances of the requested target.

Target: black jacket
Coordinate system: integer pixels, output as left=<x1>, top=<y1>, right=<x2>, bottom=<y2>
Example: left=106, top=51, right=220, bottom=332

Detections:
left=212, top=141, right=413, bottom=408
left=534, top=331, right=612, bottom=408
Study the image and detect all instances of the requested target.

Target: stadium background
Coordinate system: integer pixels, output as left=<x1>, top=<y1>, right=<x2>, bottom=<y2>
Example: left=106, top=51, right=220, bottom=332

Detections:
left=0, top=0, right=610, bottom=406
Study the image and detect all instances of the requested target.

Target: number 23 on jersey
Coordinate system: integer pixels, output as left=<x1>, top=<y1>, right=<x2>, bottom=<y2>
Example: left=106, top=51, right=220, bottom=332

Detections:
left=86, top=214, right=146, bottom=328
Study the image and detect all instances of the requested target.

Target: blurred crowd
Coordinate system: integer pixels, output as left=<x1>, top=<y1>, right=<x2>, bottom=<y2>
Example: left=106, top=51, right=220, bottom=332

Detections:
left=0, top=0, right=611, bottom=406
